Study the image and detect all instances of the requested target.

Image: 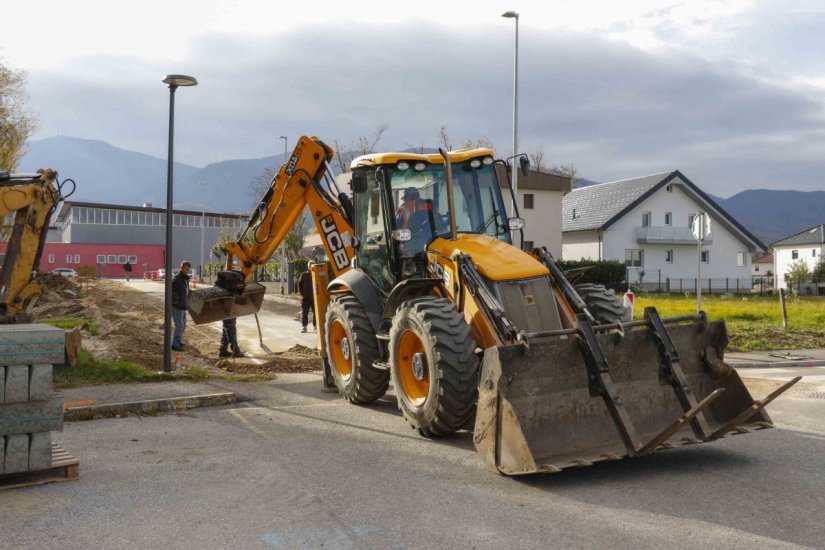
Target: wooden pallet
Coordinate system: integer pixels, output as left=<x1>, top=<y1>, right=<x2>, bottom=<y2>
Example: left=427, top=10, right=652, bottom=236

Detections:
left=0, top=443, right=79, bottom=490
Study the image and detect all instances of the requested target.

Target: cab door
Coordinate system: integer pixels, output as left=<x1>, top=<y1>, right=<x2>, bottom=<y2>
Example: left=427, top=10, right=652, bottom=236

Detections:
left=353, top=170, right=394, bottom=293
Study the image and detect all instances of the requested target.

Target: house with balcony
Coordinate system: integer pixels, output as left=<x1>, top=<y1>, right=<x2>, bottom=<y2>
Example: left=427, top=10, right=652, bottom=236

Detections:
left=561, top=171, right=765, bottom=290
left=771, top=224, right=824, bottom=291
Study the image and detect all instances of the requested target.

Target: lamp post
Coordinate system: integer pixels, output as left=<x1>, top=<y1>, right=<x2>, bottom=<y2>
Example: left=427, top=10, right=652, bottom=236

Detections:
left=162, top=74, right=197, bottom=373
left=502, top=10, right=519, bottom=220
left=279, top=135, right=288, bottom=294
left=199, top=181, right=206, bottom=282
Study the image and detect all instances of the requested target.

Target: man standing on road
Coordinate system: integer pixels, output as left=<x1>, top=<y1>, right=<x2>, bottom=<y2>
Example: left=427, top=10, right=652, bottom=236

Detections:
left=123, top=260, right=132, bottom=282
left=171, top=261, right=191, bottom=351
left=297, top=262, right=316, bottom=333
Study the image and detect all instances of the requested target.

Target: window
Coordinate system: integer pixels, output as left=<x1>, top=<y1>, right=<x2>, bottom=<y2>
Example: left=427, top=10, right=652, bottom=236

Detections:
left=66, top=254, right=73, bottom=264
left=107, top=255, right=117, bottom=264
left=625, top=249, right=643, bottom=267
left=74, top=254, right=80, bottom=263
left=117, top=211, right=125, bottom=224
left=128, top=255, right=137, bottom=263
left=97, top=255, right=106, bottom=264
left=666, top=249, right=673, bottom=263
left=94, top=209, right=102, bottom=224
left=138, top=212, right=145, bottom=225
left=48, top=254, right=55, bottom=264
left=755, top=265, right=760, bottom=272
left=792, top=250, right=799, bottom=259
left=572, top=208, right=577, bottom=219
left=641, top=212, right=651, bottom=227
left=688, top=213, right=695, bottom=228
left=814, top=249, right=818, bottom=257
left=118, top=255, right=127, bottom=264
left=737, top=252, right=745, bottom=267
left=523, top=194, right=534, bottom=209
left=523, top=240, right=534, bottom=251
left=666, top=184, right=673, bottom=192
left=701, top=250, right=710, bottom=263
left=665, top=212, right=672, bottom=226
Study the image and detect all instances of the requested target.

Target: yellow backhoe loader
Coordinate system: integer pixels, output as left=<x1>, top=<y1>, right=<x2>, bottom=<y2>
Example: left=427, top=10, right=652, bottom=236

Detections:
left=189, top=136, right=798, bottom=475
left=0, top=169, right=80, bottom=364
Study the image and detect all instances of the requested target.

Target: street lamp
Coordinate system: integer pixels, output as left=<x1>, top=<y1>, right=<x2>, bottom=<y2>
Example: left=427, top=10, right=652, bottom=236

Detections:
left=502, top=10, right=519, bottom=221
left=162, top=73, right=197, bottom=373
left=279, top=135, right=288, bottom=294
left=199, top=181, right=206, bottom=282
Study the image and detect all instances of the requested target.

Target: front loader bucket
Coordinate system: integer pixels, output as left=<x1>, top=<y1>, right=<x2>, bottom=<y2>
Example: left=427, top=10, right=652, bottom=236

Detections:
left=474, top=317, right=797, bottom=475
left=187, top=283, right=266, bottom=325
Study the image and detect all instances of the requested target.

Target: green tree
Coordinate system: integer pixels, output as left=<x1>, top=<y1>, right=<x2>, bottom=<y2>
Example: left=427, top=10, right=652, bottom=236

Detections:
left=786, top=260, right=811, bottom=285
left=0, top=58, right=36, bottom=171
left=813, top=256, right=825, bottom=281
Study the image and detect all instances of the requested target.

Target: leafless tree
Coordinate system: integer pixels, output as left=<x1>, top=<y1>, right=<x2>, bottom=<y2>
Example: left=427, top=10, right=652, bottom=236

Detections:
left=332, top=124, right=389, bottom=173
left=529, top=146, right=546, bottom=173
left=551, top=162, right=578, bottom=182
left=438, top=125, right=453, bottom=151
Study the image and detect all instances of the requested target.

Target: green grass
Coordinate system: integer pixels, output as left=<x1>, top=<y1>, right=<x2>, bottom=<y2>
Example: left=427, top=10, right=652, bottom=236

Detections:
left=187, top=366, right=211, bottom=382
left=40, top=316, right=99, bottom=335
left=633, top=293, right=825, bottom=351
left=54, top=348, right=170, bottom=388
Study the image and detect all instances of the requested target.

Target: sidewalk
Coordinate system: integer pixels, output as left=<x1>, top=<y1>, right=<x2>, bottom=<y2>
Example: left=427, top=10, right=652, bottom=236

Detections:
left=727, top=348, right=825, bottom=368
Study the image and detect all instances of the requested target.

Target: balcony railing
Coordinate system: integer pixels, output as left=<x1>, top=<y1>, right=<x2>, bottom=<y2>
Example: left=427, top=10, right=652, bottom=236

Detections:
left=636, top=226, right=711, bottom=245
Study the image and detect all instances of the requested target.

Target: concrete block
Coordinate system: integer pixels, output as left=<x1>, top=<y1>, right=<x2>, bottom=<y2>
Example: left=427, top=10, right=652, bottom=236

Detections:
left=0, top=324, right=65, bottom=366
left=4, top=434, right=29, bottom=474
left=0, top=397, right=63, bottom=437
left=28, top=432, right=52, bottom=471
left=4, top=365, right=29, bottom=403
left=29, top=364, right=53, bottom=401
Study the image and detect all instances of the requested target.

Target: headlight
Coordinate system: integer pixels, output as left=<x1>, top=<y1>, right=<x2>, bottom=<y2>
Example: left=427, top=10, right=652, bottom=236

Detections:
left=397, top=161, right=410, bottom=171
left=414, top=162, right=426, bottom=171
left=469, top=159, right=482, bottom=168
left=482, top=156, right=494, bottom=166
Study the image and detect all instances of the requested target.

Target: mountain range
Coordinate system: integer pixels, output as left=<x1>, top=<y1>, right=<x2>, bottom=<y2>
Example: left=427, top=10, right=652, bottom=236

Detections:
left=19, top=136, right=823, bottom=246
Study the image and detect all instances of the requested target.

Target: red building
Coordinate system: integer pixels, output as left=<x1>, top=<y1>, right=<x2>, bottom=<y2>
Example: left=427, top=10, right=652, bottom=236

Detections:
left=0, top=242, right=165, bottom=278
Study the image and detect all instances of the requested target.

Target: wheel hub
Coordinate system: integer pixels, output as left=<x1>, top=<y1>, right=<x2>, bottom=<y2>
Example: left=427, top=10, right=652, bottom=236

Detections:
left=412, top=352, right=426, bottom=381
left=341, top=337, right=351, bottom=361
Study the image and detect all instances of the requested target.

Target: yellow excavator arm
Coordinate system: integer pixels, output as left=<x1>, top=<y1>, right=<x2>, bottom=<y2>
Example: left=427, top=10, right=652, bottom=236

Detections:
left=188, top=136, right=356, bottom=324
left=0, top=169, right=66, bottom=323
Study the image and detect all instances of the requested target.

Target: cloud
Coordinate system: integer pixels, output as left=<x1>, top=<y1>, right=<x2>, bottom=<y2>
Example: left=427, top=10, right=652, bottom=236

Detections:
left=26, top=20, right=825, bottom=196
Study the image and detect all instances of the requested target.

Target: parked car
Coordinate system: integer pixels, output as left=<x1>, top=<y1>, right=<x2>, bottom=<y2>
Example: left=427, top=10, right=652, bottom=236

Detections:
left=53, top=268, right=78, bottom=278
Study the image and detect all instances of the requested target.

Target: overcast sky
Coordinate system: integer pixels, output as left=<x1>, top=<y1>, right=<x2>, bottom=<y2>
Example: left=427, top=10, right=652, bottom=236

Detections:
left=4, top=0, right=825, bottom=196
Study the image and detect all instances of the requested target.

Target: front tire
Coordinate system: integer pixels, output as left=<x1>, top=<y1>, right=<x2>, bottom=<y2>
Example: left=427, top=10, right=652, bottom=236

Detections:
left=325, top=295, right=388, bottom=403
left=389, top=297, right=479, bottom=437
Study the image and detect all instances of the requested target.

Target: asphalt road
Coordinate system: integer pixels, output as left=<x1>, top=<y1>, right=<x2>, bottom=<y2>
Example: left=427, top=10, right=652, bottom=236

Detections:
left=3, top=373, right=825, bottom=549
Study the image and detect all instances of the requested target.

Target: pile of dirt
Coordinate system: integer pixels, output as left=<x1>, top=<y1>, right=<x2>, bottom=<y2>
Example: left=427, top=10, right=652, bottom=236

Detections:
left=38, top=272, right=78, bottom=292
left=221, top=345, right=321, bottom=374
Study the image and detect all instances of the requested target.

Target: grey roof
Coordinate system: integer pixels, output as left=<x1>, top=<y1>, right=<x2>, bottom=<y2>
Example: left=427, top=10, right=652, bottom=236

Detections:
left=771, top=224, right=825, bottom=247
left=562, top=172, right=672, bottom=231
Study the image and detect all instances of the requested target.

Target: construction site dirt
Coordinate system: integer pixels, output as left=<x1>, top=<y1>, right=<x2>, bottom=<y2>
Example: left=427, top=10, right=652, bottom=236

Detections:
left=31, top=278, right=320, bottom=377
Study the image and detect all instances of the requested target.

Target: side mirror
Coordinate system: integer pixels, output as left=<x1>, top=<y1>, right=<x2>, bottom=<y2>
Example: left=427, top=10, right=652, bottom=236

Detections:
left=519, top=155, right=530, bottom=177
left=508, top=217, right=525, bottom=230
left=351, top=170, right=368, bottom=193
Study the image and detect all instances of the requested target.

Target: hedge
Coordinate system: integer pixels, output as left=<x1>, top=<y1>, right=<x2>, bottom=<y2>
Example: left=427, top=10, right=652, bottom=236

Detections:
left=556, top=259, right=626, bottom=286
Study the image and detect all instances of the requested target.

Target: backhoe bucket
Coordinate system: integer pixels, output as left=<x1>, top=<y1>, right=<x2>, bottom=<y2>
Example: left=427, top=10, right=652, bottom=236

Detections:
left=187, top=283, right=266, bottom=325
left=474, top=317, right=795, bottom=475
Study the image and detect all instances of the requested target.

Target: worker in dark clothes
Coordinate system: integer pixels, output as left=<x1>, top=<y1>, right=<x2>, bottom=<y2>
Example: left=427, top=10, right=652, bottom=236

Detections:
left=297, top=262, right=316, bottom=333
left=123, top=260, right=132, bottom=282
left=171, top=261, right=191, bottom=351
left=219, top=318, right=245, bottom=358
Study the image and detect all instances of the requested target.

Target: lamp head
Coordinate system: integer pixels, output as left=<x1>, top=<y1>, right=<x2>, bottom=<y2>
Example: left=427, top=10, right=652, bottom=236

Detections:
left=163, top=74, right=198, bottom=88
left=502, top=10, right=519, bottom=18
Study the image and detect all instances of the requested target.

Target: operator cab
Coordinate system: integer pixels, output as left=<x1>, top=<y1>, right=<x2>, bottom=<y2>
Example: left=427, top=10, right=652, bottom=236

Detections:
left=350, top=150, right=518, bottom=293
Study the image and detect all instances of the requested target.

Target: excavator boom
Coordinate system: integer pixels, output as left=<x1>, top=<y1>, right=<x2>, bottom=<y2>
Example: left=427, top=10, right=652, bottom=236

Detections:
left=187, top=136, right=355, bottom=325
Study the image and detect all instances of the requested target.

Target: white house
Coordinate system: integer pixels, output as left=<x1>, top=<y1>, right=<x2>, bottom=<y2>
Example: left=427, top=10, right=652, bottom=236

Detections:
left=772, top=224, right=824, bottom=290
left=752, top=253, right=773, bottom=277
left=562, top=171, right=766, bottom=290
left=495, top=166, right=571, bottom=257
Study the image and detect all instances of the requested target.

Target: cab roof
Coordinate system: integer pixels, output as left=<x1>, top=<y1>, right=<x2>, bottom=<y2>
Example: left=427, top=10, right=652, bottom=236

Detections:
left=350, top=148, right=495, bottom=170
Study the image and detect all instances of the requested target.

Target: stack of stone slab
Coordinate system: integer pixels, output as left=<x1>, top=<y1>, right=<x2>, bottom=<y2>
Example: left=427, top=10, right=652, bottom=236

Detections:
left=1, top=324, right=65, bottom=475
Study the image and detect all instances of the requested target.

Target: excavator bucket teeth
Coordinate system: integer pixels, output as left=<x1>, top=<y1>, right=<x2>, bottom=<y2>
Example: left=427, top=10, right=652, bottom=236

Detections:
left=474, top=319, right=774, bottom=476
left=187, top=283, right=266, bottom=325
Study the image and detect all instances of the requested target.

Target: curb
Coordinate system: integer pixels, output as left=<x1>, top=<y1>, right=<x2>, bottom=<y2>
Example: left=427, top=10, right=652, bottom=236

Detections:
left=731, top=359, right=825, bottom=369
left=63, top=392, right=238, bottom=421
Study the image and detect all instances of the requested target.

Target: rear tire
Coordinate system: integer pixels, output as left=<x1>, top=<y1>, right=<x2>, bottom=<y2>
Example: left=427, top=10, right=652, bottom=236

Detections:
left=325, top=295, right=388, bottom=403
left=389, top=297, right=479, bottom=437
left=575, top=283, right=631, bottom=324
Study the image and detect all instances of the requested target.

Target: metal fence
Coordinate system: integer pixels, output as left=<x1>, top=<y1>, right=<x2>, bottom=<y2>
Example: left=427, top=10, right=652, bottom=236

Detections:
left=624, top=268, right=778, bottom=295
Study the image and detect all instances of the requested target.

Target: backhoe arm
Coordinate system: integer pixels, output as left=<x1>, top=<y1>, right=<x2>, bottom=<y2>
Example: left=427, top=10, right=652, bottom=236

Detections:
left=224, top=136, right=354, bottom=281
left=0, top=169, right=61, bottom=322
left=188, top=136, right=355, bottom=325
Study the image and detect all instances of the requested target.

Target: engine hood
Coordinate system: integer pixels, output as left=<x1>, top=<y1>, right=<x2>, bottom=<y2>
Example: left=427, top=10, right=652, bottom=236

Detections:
left=427, top=234, right=549, bottom=282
